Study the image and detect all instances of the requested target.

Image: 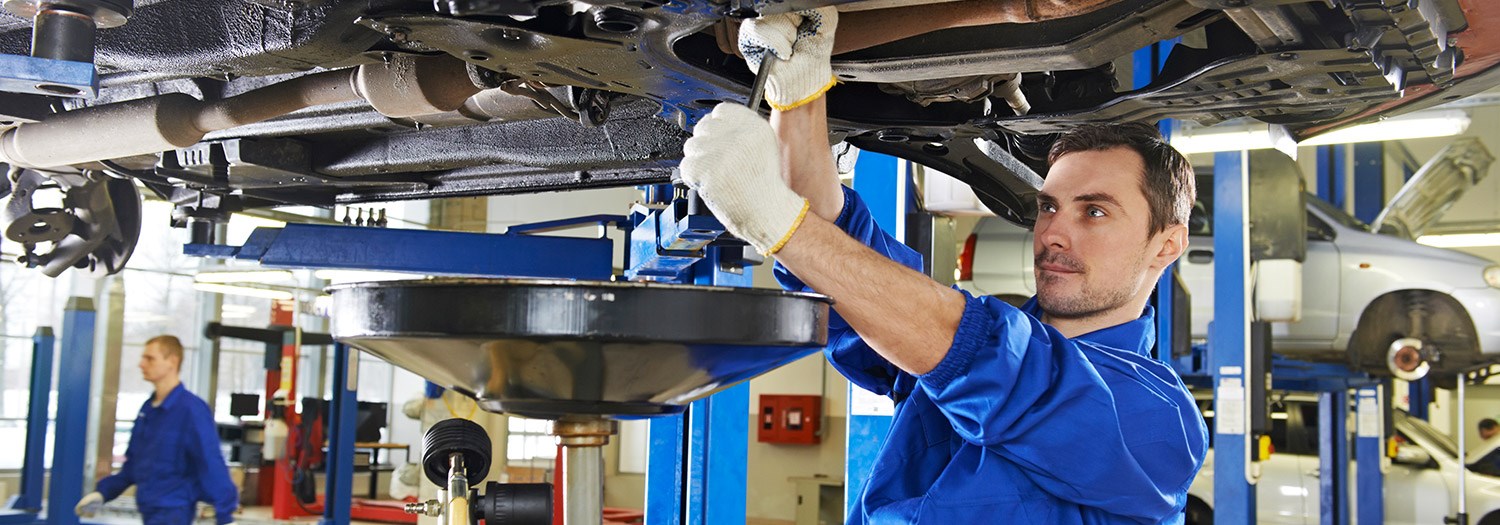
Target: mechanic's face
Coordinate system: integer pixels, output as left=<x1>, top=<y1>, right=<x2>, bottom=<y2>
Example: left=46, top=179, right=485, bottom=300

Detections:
left=1483, top=427, right=1498, bottom=440
left=1033, top=147, right=1186, bottom=321
left=139, top=343, right=179, bottom=384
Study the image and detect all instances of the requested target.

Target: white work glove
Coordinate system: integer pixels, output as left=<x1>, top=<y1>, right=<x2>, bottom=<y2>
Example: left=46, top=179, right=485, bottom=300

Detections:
left=738, top=7, right=838, bottom=111
left=680, top=103, right=809, bottom=256
left=74, top=492, right=104, bottom=517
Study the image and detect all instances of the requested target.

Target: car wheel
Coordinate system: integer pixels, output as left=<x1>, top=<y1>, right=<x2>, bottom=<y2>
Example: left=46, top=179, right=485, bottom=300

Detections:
left=1479, top=511, right=1500, bottom=525
left=1184, top=498, right=1212, bottom=525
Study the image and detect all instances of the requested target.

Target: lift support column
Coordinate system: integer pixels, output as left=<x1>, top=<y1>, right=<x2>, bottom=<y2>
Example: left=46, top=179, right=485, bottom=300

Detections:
left=1211, top=150, right=1256, bottom=523
left=49, top=297, right=97, bottom=525
left=1355, top=384, right=1385, bottom=524
left=843, top=151, right=908, bottom=520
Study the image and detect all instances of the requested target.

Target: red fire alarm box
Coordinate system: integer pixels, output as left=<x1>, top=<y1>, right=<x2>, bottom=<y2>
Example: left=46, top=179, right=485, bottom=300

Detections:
left=758, top=394, right=821, bottom=445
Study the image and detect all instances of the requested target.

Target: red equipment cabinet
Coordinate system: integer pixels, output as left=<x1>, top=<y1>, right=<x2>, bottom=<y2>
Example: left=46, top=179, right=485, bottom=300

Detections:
left=757, top=395, right=821, bottom=445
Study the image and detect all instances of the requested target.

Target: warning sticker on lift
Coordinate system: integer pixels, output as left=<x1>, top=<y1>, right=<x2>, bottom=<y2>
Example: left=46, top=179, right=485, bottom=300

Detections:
left=1216, top=376, right=1246, bottom=435
left=1357, top=394, right=1381, bottom=438
left=850, top=385, right=895, bottom=417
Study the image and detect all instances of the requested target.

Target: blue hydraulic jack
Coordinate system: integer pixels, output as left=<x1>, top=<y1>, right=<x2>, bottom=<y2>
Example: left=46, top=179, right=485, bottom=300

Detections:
left=186, top=184, right=774, bottom=525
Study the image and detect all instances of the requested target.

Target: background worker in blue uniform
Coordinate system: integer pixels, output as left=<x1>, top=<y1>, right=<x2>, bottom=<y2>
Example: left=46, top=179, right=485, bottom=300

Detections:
left=681, top=8, right=1208, bottom=523
left=75, top=335, right=239, bottom=525
left=1472, top=418, right=1500, bottom=476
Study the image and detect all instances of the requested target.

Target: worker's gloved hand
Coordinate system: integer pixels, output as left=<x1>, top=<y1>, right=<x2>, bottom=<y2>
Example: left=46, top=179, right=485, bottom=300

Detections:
left=74, top=491, right=104, bottom=517
left=738, top=7, right=838, bottom=111
left=680, top=103, right=808, bottom=256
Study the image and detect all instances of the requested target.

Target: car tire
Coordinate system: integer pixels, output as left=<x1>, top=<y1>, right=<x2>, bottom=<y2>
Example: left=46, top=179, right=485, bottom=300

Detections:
left=1184, top=498, right=1212, bottom=525
left=1479, top=511, right=1500, bottom=525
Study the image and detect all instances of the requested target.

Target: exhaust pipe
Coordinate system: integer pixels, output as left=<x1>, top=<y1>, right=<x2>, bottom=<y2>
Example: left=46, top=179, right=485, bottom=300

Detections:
left=0, top=54, right=487, bottom=170
left=0, top=69, right=361, bottom=169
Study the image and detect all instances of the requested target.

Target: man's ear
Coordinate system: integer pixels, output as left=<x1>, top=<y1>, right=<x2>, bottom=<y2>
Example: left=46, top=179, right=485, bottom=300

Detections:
left=1153, top=224, right=1189, bottom=268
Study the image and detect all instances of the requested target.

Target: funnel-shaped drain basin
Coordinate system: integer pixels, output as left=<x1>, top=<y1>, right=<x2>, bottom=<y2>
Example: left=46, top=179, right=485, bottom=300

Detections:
left=330, top=279, right=831, bottom=419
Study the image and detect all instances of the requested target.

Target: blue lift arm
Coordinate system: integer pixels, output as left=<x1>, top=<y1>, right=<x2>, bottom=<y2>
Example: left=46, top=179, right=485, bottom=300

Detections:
left=186, top=223, right=616, bottom=280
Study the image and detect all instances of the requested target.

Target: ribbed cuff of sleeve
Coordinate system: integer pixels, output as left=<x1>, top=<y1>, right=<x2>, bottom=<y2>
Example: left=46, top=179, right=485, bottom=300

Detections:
left=919, top=296, right=992, bottom=391
left=833, top=186, right=855, bottom=228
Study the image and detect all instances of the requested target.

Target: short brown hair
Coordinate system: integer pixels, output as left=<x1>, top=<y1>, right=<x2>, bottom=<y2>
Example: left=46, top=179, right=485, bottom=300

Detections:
left=145, top=335, right=184, bottom=369
left=1047, top=122, right=1196, bottom=235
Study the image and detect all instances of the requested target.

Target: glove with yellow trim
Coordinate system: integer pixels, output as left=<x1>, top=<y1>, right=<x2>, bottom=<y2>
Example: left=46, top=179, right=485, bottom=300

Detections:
left=738, top=7, right=838, bottom=111
left=679, top=103, right=809, bottom=256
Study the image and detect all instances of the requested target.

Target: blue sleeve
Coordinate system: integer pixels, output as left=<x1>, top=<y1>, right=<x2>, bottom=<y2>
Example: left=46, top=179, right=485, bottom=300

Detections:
left=184, top=403, right=239, bottom=523
left=94, top=451, right=135, bottom=501
left=919, top=293, right=1208, bottom=521
left=774, top=186, right=925, bottom=398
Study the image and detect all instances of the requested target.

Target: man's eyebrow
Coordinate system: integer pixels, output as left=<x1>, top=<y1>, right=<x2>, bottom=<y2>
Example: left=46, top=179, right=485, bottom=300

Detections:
left=1036, top=192, right=1058, bottom=203
left=1074, top=192, right=1123, bottom=208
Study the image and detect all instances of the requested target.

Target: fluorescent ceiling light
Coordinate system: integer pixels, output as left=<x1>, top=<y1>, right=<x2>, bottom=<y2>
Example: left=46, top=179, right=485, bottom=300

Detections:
left=194, top=269, right=295, bottom=284
left=194, top=282, right=295, bottom=300
left=1300, top=110, right=1470, bottom=146
left=1417, top=233, right=1500, bottom=248
left=313, top=269, right=426, bottom=282
left=1170, top=128, right=1278, bottom=155
left=220, top=303, right=260, bottom=319
left=1170, top=110, right=1470, bottom=154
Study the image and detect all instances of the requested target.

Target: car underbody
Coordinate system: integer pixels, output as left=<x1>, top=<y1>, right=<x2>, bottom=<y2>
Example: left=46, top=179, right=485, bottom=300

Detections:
left=0, top=0, right=1495, bottom=275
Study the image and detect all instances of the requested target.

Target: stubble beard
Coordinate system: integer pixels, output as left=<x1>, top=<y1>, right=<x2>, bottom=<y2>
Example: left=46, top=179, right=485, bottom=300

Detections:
left=1035, top=248, right=1143, bottom=320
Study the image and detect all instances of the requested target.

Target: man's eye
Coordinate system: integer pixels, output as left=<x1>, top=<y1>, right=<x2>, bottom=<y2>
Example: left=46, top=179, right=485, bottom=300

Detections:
left=1088, top=207, right=1106, bottom=218
left=1039, top=203, right=1056, bottom=213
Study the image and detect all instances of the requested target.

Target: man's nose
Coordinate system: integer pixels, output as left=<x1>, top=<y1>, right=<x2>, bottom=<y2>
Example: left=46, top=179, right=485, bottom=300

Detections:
left=1035, top=216, right=1071, bottom=250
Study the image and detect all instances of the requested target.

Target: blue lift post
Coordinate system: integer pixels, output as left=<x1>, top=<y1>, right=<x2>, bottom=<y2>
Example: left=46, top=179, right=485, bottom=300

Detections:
left=1320, top=390, right=1350, bottom=525
left=840, top=150, right=908, bottom=521
left=1269, top=358, right=1381, bottom=525
left=1354, top=384, right=1384, bottom=524
left=49, top=297, right=97, bottom=525
left=0, top=328, right=55, bottom=524
left=640, top=193, right=755, bottom=525
left=688, top=247, right=752, bottom=525
left=322, top=342, right=358, bottom=525
left=1211, top=150, right=1256, bottom=523
left=1311, top=139, right=1387, bottom=525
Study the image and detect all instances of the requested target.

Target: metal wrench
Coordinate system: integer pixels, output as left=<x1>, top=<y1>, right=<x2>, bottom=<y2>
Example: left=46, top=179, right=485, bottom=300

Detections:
left=747, top=54, right=777, bottom=110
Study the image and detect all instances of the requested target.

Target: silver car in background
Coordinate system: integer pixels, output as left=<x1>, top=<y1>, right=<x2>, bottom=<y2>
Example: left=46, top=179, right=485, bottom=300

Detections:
left=958, top=140, right=1500, bottom=383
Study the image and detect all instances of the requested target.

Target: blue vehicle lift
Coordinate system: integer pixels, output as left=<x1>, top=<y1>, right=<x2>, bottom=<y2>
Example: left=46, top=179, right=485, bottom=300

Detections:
left=5, top=299, right=101, bottom=525
left=1175, top=149, right=1389, bottom=525
left=0, top=328, right=53, bottom=524
left=185, top=186, right=762, bottom=524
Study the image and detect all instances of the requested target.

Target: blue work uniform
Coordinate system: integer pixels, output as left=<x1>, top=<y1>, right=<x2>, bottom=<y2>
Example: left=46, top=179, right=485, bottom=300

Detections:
left=96, top=384, right=239, bottom=525
left=776, top=187, right=1208, bottom=524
